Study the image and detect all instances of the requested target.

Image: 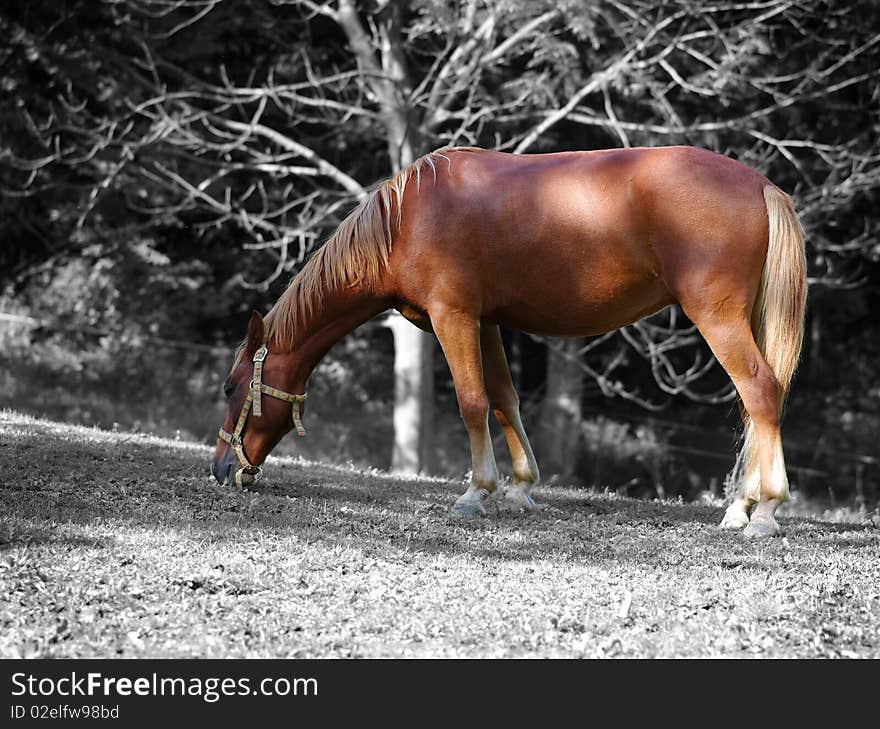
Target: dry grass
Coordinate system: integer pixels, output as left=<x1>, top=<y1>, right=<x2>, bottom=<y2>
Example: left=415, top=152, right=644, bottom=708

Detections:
left=1, top=410, right=878, bottom=658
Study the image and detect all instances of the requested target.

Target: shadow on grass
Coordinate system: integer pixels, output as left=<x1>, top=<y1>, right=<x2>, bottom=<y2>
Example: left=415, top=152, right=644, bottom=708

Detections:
left=0, top=522, right=116, bottom=550
left=547, top=488, right=723, bottom=525
left=2, top=418, right=876, bottom=568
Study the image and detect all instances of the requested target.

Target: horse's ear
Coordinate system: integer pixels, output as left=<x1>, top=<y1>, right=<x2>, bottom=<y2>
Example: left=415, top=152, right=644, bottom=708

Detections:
left=245, top=310, right=265, bottom=354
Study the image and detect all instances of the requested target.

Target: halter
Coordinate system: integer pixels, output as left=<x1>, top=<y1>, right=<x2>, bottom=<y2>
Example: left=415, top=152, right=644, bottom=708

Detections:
left=218, top=344, right=307, bottom=488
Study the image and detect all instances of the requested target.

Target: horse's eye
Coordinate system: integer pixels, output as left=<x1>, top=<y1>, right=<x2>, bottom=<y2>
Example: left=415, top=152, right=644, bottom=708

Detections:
left=223, top=382, right=236, bottom=399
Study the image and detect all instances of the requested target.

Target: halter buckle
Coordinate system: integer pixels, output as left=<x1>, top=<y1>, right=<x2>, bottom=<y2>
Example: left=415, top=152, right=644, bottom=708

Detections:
left=233, top=464, right=263, bottom=489
left=252, top=346, right=268, bottom=363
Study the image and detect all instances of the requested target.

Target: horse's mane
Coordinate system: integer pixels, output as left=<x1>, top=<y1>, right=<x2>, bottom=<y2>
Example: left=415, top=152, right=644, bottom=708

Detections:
left=257, top=147, right=473, bottom=351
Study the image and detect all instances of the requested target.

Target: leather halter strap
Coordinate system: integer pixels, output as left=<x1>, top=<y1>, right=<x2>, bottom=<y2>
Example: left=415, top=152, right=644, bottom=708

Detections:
left=218, top=344, right=307, bottom=487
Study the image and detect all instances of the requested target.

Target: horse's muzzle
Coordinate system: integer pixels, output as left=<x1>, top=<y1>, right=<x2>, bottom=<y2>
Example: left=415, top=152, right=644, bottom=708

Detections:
left=211, top=450, right=262, bottom=488
left=210, top=454, right=234, bottom=486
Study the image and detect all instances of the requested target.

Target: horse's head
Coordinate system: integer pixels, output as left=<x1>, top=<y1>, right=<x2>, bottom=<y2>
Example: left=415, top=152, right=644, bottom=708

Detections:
left=211, top=311, right=307, bottom=488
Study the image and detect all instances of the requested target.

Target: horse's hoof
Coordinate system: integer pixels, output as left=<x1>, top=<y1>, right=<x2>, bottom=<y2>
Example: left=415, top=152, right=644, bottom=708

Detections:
left=499, top=486, right=536, bottom=513
left=743, top=516, right=781, bottom=538
left=719, top=502, right=750, bottom=530
left=451, top=488, right=490, bottom=517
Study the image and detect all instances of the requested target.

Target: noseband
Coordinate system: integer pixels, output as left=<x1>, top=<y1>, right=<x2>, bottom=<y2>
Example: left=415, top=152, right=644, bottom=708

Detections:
left=218, top=344, right=307, bottom=488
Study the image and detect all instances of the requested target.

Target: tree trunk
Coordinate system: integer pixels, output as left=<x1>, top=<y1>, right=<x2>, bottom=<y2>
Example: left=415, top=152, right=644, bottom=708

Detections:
left=386, top=314, right=435, bottom=474
left=384, top=135, right=435, bottom=474
left=337, top=0, right=434, bottom=474
left=538, top=339, right=585, bottom=477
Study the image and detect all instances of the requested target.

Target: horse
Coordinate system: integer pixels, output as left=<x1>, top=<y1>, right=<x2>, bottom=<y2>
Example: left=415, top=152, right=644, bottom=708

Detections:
left=211, top=145, right=807, bottom=538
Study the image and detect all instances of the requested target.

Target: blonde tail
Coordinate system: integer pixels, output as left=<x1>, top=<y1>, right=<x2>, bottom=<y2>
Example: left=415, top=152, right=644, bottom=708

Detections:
left=730, top=185, right=808, bottom=502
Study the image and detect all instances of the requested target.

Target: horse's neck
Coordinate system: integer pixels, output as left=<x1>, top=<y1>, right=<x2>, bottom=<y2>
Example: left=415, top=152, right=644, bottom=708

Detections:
left=282, top=284, right=389, bottom=391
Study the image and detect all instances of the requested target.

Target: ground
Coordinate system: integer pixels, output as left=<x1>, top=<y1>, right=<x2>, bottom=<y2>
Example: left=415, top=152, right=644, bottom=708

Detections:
left=1, top=410, right=878, bottom=658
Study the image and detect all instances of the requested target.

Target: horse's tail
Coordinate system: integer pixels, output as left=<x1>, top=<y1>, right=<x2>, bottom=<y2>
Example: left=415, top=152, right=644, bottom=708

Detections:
left=755, top=185, right=808, bottom=403
left=731, top=185, right=808, bottom=499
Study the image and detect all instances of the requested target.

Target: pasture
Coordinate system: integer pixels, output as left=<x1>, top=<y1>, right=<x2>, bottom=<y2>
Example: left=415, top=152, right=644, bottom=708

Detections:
left=1, top=410, right=878, bottom=658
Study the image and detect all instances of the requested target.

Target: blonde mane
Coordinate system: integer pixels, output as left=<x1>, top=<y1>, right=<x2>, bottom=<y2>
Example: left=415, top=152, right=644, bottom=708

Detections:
left=259, top=147, right=469, bottom=350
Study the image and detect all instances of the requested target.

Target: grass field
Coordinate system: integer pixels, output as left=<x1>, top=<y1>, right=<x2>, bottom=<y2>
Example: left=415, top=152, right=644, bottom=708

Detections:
left=1, top=410, right=878, bottom=658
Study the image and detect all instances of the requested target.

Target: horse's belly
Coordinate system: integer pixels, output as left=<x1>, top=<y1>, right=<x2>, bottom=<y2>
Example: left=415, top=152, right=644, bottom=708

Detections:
left=490, top=271, right=674, bottom=336
left=484, top=224, right=675, bottom=336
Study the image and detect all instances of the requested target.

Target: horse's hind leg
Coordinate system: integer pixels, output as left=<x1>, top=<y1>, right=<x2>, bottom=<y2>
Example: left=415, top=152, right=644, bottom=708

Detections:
left=430, top=307, right=500, bottom=516
left=692, top=316, right=790, bottom=537
left=720, top=467, right=759, bottom=530
left=480, top=325, right=540, bottom=512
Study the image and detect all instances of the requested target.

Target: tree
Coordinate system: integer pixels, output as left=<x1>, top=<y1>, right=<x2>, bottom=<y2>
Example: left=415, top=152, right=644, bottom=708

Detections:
left=3, top=0, right=879, bottom=481
left=509, top=1, right=880, bottom=432
left=2, top=0, right=586, bottom=472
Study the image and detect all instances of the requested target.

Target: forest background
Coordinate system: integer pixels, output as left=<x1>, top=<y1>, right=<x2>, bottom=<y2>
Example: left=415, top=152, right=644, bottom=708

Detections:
left=2, top=0, right=878, bottom=508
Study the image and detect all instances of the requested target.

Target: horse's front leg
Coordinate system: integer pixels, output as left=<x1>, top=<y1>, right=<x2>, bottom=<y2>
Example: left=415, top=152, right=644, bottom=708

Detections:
left=480, top=325, right=540, bottom=512
left=430, top=307, right=499, bottom=516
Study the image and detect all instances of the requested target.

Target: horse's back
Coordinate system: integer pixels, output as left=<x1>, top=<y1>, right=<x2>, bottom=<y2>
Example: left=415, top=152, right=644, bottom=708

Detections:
left=390, top=146, right=773, bottom=336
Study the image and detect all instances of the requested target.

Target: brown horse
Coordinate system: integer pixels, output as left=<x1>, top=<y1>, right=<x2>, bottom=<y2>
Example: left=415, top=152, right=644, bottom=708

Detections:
left=211, top=146, right=807, bottom=537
